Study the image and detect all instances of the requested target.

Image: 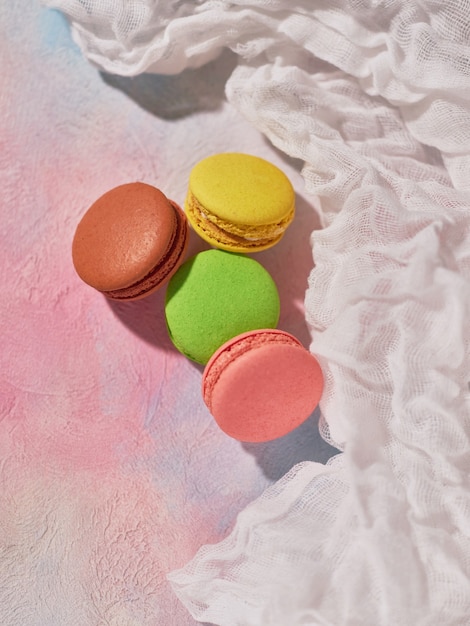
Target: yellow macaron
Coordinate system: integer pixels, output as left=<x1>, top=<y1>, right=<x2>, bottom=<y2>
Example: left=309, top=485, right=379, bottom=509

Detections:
left=185, top=153, right=295, bottom=253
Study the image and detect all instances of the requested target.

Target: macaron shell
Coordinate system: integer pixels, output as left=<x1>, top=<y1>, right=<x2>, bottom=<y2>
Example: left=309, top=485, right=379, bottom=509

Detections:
left=104, top=200, right=189, bottom=301
left=165, top=250, right=280, bottom=364
left=188, top=153, right=295, bottom=226
left=72, top=182, right=178, bottom=292
left=204, top=333, right=324, bottom=442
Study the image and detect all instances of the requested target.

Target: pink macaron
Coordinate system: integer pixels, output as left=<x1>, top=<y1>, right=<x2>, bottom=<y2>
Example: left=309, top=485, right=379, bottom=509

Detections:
left=202, top=329, right=324, bottom=442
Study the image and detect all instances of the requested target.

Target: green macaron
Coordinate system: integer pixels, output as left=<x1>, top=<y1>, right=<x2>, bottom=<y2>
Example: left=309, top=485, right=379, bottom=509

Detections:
left=165, top=249, right=280, bottom=364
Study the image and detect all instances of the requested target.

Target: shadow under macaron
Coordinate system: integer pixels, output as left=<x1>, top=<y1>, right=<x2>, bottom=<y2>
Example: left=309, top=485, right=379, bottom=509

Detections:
left=253, top=191, right=322, bottom=349
left=106, top=286, right=175, bottom=352
left=242, top=406, right=340, bottom=482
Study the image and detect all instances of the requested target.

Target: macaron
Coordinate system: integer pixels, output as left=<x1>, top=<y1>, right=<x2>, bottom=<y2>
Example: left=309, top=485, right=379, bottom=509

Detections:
left=165, top=249, right=280, bottom=364
left=202, top=329, right=324, bottom=442
left=72, top=182, right=189, bottom=300
left=185, top=153, right=295, bottom=252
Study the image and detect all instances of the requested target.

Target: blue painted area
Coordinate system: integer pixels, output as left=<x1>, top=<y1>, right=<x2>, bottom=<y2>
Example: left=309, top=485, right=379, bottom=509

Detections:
left=38, top=7, right=81, bottom=56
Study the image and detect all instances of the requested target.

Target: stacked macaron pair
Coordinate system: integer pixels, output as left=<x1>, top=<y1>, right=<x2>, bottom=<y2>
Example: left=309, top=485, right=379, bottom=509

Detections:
left=72, top=153, right=324, bottom=442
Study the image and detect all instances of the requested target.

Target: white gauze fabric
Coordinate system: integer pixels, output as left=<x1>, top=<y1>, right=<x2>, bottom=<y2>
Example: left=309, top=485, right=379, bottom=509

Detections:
left=43, top=1, right=470, bottom=624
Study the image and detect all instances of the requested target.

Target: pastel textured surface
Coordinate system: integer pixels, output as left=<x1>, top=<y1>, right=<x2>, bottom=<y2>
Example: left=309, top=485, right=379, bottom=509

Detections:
left=1, top=4, right=332, bottom=625
left=33, top=1, right=470, bottom=625
left=185, top=152, right=295, bottom=252
left=203, top=330, right=324, bottom=442
left=165, top=250, right=280, bottom=364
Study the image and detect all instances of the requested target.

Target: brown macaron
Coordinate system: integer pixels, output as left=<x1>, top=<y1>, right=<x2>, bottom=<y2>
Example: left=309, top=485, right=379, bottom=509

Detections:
left=72, top=182, right=189, bottom=300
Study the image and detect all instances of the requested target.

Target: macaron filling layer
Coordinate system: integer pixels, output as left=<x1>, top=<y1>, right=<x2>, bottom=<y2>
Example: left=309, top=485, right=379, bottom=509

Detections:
left=203, top=330, right=301, bottom=410
left=185, top=190, right=294, bottom=250
left=105, top=201, right=188, bottom=300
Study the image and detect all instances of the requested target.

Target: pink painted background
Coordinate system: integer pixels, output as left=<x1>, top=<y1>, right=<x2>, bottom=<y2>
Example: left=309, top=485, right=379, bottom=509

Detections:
left=1, top=3, right=336, bottom=623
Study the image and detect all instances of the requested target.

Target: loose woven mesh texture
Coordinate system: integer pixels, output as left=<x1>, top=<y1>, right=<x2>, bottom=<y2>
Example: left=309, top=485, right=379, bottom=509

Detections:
left=44, top=0, right=470, bottom=624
